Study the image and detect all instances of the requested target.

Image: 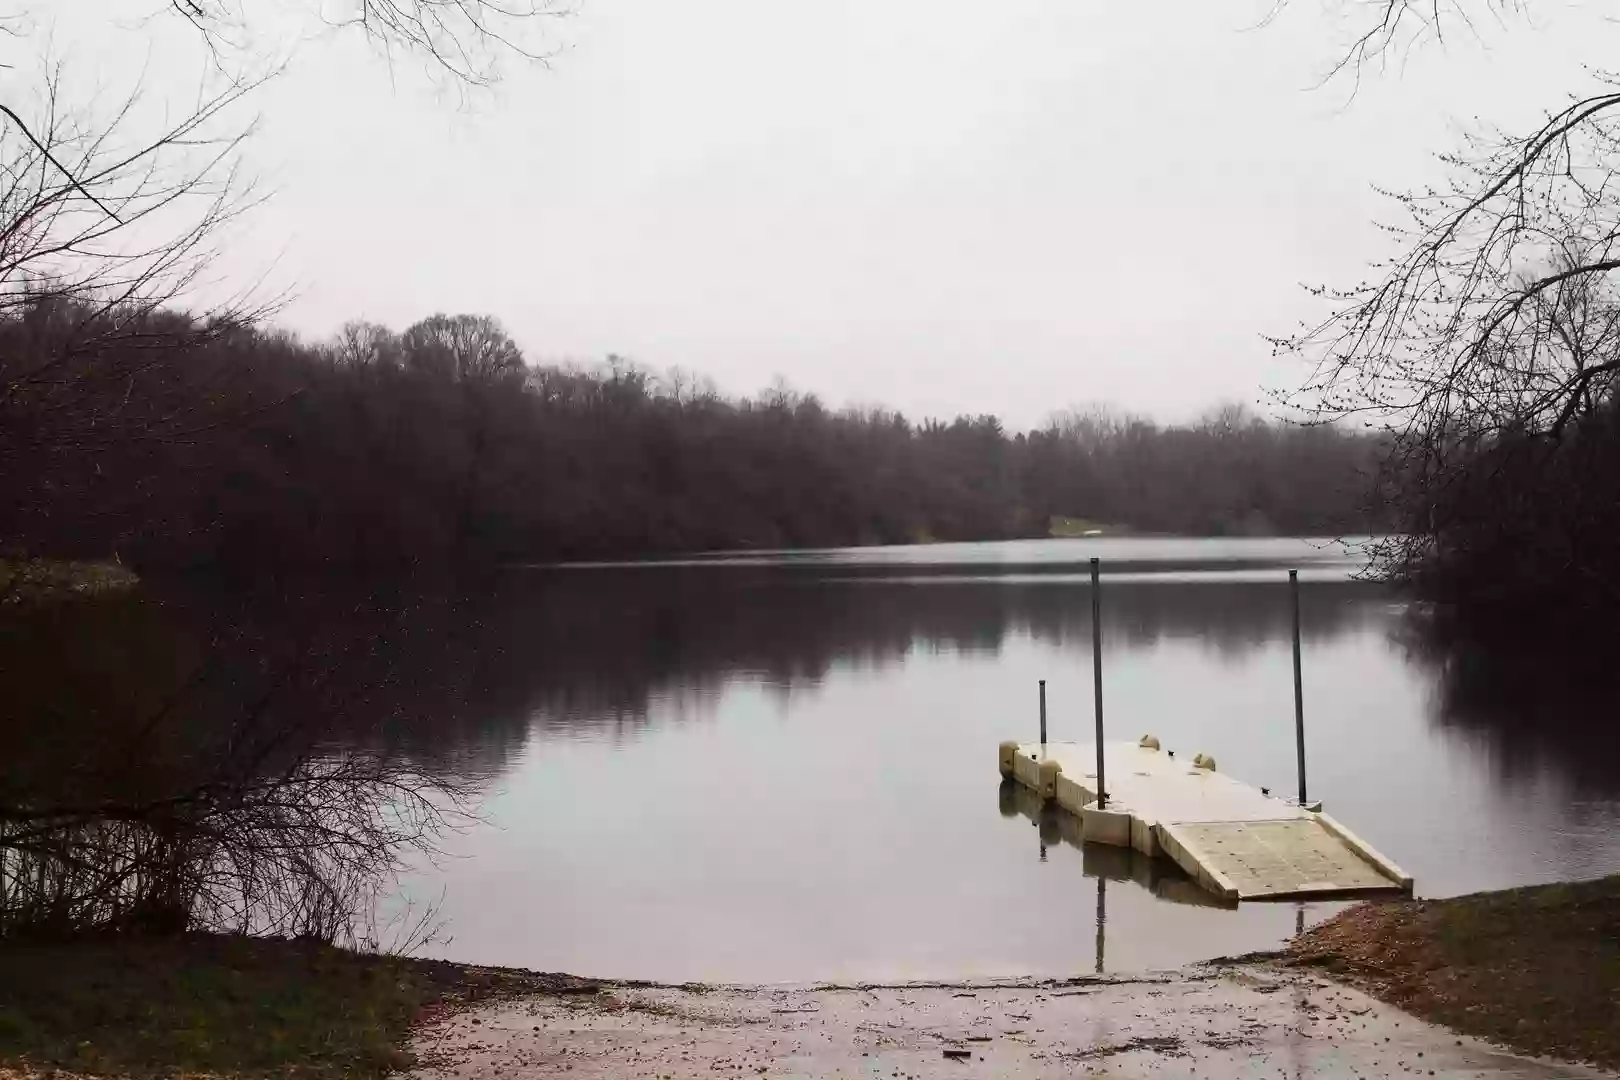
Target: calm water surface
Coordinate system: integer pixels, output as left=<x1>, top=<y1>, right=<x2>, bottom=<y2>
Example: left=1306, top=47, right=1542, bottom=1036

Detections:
left=394, top=538, right=1620, bottom=982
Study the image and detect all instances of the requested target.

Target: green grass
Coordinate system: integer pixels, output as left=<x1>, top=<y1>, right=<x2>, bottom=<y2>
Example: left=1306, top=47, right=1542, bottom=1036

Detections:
left=1290, top=875, right=1620, bottom=1068
left=0, top=934, right=593, bottom=1078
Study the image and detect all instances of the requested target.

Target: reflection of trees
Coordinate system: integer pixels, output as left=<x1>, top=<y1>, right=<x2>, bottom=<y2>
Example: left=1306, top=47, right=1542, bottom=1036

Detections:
left=516, top=569, right=1383, bottom=696
left=3, top=571, right=1383, bottom=806
left=1009, top=577, right=1381, bottom=657
left=0, top=590, right=470, bottom=940
left=1403, top=610, right=1620, bottom=797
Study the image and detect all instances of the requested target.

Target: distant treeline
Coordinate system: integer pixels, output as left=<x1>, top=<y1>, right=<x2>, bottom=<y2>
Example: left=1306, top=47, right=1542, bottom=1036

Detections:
left=1, top=303, right=1387, bottom=573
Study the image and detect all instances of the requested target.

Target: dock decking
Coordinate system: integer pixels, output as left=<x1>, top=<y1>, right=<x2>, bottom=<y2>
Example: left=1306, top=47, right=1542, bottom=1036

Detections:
left=999, top=739, right=1412, bottom=902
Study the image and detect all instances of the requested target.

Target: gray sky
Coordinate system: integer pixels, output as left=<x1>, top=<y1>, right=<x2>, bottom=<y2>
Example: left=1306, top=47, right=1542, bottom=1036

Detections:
left=37, top=1, right=1619, bottom=427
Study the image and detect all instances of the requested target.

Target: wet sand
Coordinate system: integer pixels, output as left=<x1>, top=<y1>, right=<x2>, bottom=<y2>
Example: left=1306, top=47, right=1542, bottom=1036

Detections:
left=407, top=963, right=1616, bottom=1080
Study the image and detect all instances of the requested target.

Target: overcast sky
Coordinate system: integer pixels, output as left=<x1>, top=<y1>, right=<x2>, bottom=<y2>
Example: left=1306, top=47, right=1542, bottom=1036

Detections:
left=38, top=1, right=1618, bottom=427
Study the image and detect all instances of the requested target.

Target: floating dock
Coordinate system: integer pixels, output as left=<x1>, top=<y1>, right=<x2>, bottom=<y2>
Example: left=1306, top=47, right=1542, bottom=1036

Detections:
left=999, top=738, right=1412, bottom=902
left=999, top=779, right=1231, bottom=909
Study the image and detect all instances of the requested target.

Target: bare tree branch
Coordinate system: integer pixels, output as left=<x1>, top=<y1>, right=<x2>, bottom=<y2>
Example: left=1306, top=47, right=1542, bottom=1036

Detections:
left=165, top=0, right=569, bottom=87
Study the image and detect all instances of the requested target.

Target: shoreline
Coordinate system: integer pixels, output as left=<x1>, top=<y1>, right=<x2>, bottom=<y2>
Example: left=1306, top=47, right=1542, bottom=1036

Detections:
left=1288, top=877, right=1620, bottom=1071
left=5, top=879, right=1619, bottom=1078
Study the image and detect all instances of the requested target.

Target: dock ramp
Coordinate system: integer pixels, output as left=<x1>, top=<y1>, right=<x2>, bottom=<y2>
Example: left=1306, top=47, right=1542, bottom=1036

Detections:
left=999, top=739, right=1412, bottom=902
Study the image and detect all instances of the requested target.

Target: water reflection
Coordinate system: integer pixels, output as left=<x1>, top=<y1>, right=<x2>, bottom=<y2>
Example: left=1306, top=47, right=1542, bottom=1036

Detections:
left=996, top=779, right=1228, bottom=910
left=1403, top=609, right=1620, bottom=797
left=14, top=564, right=1387, bottom=776
left=13, top=539, right=1620, bottom=979
left=510, top=567, right=1387, bottom=733
left=994, top=776, right=1233, bottom=976
left=0, top=586, right=471, bottom=941
left=18, top=554, right=1620, bottom=808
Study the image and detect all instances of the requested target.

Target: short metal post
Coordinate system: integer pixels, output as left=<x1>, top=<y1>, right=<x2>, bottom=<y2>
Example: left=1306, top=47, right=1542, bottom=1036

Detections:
left=1039, top=679, right=1047, bottom=747
left=1290, top=569, right=1308, bottom=806
left=1091, top=557, right=1106, bottom=808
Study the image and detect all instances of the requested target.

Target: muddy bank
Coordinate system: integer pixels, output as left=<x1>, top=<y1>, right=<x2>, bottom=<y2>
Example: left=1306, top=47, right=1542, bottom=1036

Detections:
left=407, top=964, right=1615, bottom=1080
left=1291, top=879, right=1620, bottom=1069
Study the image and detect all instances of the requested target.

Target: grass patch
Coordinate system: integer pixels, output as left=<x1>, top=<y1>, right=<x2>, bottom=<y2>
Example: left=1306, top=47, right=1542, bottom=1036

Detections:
left=0, top=934, right=599, bottom=1078
left=1048, top=516, right=1124, bottom=537
left=0, top=559, right=138, bottom=602
left=1289, top=876, right=1620, bottom=1068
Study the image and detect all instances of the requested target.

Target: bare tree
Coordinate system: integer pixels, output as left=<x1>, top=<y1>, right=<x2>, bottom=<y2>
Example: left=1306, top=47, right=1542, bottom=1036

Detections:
left=0, top=1, right=563, bottom=940
left=0, top=748, right=469, bottom=942
left=401, top=312, right=525, bottom=383
left=170, top=0, right=567, bottom=87
left=0, top=0, right=563, bottom=450
left=2, top=0, right=565, bottom=315
left=0, top=69, right=261, bottom=316
left=0, top=52, right=278, bottom=532
left=1276, top=2, right=1620, bottom=610
left=0, top=624, right=474, bottom=942
left=1281, top=1, right=1528, bottom=86
left=330, top=319, right=404, bottom=371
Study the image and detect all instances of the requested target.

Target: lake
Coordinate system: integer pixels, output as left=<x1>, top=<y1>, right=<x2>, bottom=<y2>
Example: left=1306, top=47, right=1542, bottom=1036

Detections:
left=377, top=536, right=1620, bottom=983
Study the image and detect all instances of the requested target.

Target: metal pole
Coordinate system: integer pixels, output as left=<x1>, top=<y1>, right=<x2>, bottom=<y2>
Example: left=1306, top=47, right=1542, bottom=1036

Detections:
left=1091, top=557, right=1106, bottom=808
left=1290, top=569, right=1307, bottom=806
left=1039, top=679, right=1047, bottom=747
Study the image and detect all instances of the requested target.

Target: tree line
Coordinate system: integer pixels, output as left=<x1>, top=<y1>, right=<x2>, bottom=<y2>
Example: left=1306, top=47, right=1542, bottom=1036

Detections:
left=0, top=301, right=1388, bottom=574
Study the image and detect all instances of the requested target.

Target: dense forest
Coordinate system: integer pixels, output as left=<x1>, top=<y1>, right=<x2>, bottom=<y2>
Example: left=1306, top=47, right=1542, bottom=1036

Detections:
left=1, top=301, right=1387, bottom=574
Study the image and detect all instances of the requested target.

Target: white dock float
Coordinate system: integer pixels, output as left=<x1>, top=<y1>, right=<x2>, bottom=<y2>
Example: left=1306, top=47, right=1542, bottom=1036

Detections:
left=999, top=779, right=1232, bottom=908
left=998, top=738, right=1413, bottom=902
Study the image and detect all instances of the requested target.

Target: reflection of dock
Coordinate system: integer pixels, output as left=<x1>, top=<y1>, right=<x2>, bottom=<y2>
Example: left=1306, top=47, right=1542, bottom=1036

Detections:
left=999, top=739, right=1412, bottom=903
left=998, top=780, right=1231, bottom=909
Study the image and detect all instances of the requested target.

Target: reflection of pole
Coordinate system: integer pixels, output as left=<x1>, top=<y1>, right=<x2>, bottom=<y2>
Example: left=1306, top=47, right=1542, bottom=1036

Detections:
left=1095, top=874, right=1107, bottom=975
left=1038, top=790, right=1049, bottom=862
left=1039, top=679, right=1047, bottom=747
left=1290, top=569, right=1307, bottom=806
left=1290, top=977, right=1308, bottom=1080
left=1091, top=558, right=1107, bottom=808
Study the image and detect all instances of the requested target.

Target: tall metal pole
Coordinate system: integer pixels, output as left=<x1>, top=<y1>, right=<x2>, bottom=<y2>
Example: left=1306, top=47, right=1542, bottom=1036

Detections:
left=1039, top=679, right=1047, bottom=747
left=1091, top=557, right=1106, bottom=808
left=1290, top=569, right=1308, bottom=806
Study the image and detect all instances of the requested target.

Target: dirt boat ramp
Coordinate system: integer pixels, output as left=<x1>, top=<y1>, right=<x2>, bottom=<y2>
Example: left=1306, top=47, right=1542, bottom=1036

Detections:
left=407, top=961, right=1614, bottom=1080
